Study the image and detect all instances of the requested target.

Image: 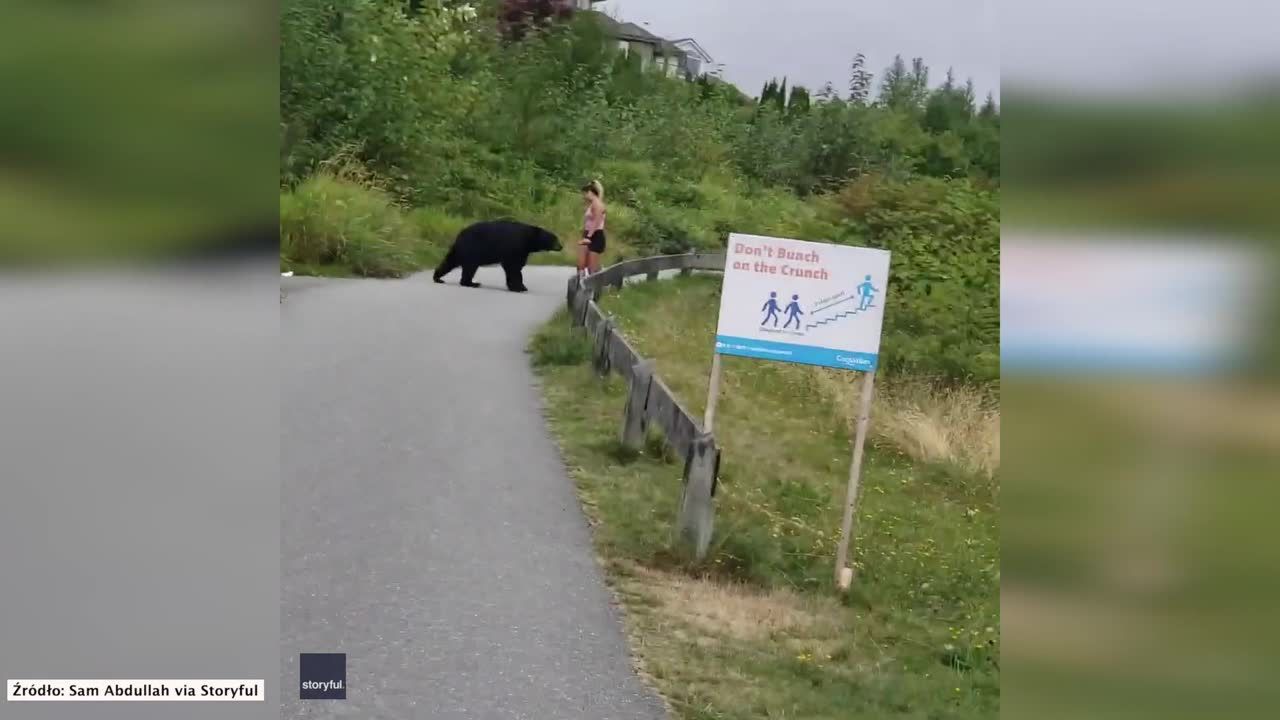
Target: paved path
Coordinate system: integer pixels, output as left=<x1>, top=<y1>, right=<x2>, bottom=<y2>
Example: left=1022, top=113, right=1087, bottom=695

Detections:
left=281, top=266, right=667, bottom=720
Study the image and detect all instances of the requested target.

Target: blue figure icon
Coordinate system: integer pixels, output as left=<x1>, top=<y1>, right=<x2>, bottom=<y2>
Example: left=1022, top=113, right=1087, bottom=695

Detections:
left=783, top=294, right=804, bottom=329
left=761, top=291, right=781, bottom=326
left=856, top=274, right=879, bottom=311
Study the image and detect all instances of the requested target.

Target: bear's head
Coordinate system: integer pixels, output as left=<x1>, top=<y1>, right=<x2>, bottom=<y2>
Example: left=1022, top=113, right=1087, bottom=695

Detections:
left=526, top=225, right=562, bottom=253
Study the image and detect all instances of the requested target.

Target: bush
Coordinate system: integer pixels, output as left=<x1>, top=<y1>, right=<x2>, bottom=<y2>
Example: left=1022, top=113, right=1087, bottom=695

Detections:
left=408, top=207, right=467, bottom=247
left=345, top=228, right=414, bottom=278
left=280, top=0, right=482, bottom=185
left=280, top=171, right=418, bottom=278
left=590, top=159, right=658, bottom=209
left=830, top=174, right=999, bottom=383
left=653, top=180, right=705, bottom=208
left=630, top=204, right=712, bottom=256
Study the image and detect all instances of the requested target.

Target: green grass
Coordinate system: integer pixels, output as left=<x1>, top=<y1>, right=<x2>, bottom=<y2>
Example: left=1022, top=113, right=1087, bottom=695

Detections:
left=280, top=172, right=424, bottom=278
left=530, top=275, right=999, bottom=718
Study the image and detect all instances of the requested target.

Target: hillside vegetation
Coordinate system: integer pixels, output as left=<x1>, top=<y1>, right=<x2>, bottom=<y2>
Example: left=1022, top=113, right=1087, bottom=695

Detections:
left=280, top=0, right=999, bottom=383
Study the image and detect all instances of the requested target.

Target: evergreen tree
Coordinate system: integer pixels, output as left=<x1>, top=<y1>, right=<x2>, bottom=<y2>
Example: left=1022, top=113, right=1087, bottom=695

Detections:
left=787, top=84, right=810, bottom=116
left=879, top=55, right=932, bottom=111
left=848, top=52, right=873, bottom=104
left=924, top=71, right=977, bottom=135
left=760, top=78, right=780, bottom=106
left=909, top=57, right=930, bottom=106
left=979, top=92, right=998, bottom=121
left=878, top=55, right=910, bottom=108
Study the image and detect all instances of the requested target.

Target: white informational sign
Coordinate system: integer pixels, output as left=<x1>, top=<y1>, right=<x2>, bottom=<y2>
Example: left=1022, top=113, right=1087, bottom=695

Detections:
left=714, top=233, right=891, bottom=372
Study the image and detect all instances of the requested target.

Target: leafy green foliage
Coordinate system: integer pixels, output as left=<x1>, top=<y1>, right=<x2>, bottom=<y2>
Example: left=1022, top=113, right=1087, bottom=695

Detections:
left=830, top=174, right=999, bottom=382
left=280, top=0, right=484, bottom=190
left=280, top=170, right=421, bottom=278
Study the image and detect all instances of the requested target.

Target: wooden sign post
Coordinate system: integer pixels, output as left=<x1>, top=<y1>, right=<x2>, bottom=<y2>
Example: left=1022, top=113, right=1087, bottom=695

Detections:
left=703, top=352, right=723, bottom=433
left=834, top=369, right=876, bottom=589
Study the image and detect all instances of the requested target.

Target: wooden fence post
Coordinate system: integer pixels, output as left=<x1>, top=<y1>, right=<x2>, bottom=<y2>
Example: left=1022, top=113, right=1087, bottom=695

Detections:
left=677, top=433, right=719, bottom=560
left=646, top=271, right=659, bottom=282
left=620, top=359, right=654, bottom=448
left=591, top=315, right=614, bottom=376
left=566, top=276, right=578, bottom=311
left=571, top=288, right=589, bottom=327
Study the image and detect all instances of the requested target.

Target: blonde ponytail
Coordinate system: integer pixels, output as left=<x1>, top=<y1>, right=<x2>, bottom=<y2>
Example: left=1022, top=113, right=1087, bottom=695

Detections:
left=583, top=179, right=604, bottom=200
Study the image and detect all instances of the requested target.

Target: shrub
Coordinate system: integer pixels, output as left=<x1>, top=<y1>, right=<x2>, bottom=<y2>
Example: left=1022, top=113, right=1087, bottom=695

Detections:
left=595, top=159, right=660, bottom=208
left=830, top=174, right=999, bottom=383
left=654, top=180, right=705, bottom=208
left=408, top=207, right=467, bottom=247
left=280, top=0, right=481, bottom=184
left=280, top=170, right=418, bottom=278
left=630, top=204, right=711, bottom=256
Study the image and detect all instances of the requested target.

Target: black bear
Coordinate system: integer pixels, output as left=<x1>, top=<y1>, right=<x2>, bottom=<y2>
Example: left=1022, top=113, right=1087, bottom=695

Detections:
left=433, top=220, right=562, bottom=293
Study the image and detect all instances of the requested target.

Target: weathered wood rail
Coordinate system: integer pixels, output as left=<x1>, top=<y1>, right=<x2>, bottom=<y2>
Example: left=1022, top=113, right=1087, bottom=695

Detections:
left=565, top=252, right=726, bottom=559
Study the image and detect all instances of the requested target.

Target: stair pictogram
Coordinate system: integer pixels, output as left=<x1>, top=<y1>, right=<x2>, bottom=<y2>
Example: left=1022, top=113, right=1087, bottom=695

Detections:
left=805, top=308, right=860, bottom=331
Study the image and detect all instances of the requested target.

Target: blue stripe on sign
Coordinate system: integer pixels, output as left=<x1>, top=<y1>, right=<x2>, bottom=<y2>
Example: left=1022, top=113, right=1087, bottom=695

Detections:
left=715, top=335, right=878, bottom=371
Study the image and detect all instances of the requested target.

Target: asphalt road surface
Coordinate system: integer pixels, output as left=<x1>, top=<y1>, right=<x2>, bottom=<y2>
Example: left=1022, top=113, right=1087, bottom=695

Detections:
left=282, top=266, right=667, bottom=719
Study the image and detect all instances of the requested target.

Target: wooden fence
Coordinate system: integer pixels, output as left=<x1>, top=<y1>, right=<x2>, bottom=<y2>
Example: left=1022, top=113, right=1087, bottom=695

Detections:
left=565, top=252, right=726, bottom=559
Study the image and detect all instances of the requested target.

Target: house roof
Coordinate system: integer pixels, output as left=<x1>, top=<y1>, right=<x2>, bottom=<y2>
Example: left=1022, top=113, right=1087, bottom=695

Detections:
left=588, top=11, right=685, bottom=57
left=671, top=38, right=713, bottom=63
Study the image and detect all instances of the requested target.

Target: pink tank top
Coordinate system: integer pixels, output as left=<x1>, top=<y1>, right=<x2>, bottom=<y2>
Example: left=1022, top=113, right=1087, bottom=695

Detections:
left=584, top=202, right=605, bottom=236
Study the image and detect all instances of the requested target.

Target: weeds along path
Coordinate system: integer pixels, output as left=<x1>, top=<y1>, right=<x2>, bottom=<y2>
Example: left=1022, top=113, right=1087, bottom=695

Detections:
left=280, top=266, right=667, bottom=720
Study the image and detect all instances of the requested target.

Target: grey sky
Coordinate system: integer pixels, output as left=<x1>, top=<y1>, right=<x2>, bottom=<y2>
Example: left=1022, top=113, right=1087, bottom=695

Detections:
left=1001, top=0, right=1280, bottom=98
left=596, top=0, right=999, bottom=102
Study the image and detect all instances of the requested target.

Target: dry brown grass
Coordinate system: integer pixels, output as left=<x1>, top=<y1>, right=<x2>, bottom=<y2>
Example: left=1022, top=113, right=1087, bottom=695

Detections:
left=312, top=144, right=387, bottom=189
left=815, top=370, right=1000, bottom=478
left=622, top=563, right=843, bottom=643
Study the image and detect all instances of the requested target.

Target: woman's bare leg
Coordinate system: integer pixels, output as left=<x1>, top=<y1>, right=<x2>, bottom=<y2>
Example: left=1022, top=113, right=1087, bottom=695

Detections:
left=589, top=252, right=602, bottom=274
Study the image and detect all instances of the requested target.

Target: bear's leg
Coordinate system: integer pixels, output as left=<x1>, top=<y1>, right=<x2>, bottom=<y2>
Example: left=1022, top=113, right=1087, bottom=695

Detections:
left=432, top=248, right=459, bottom=284
left=460, top=265, right=481, bottom=288
left=502, top=260, right=527, bottom=293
